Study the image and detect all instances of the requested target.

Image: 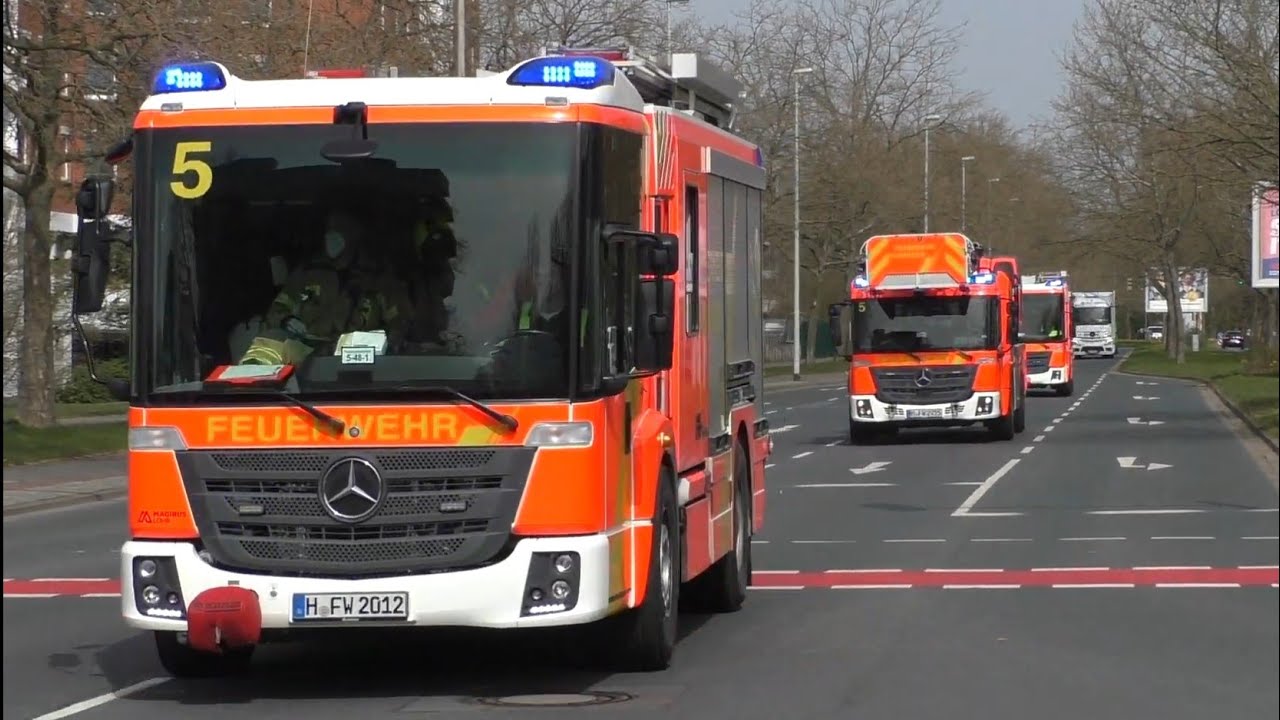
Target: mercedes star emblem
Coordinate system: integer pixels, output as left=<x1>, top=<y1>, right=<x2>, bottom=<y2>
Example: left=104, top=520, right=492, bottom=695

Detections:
left=914, top=369, right=933, bottom=387
left=319, top=457, right=384, bottom=523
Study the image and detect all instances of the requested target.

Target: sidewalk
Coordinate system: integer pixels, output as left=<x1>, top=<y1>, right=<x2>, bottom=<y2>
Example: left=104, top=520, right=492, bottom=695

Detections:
left=2, top=372, right=844, bottom=516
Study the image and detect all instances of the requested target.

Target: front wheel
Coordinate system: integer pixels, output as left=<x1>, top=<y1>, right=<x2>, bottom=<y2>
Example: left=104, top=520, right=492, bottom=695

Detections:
left=1056, top=379, right=1074, bottom=397
left=605, top=470, right=680, bottom=672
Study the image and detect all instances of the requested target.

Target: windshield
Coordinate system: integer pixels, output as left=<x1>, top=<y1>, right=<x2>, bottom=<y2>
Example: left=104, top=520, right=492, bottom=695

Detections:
left=1073, top=305, right=1112, bottom=325
left=136, top=123, right=581, bottom=401
left=1022, top=293, right=1067, bottom=342
left=852, top=296, right=999, bottom=353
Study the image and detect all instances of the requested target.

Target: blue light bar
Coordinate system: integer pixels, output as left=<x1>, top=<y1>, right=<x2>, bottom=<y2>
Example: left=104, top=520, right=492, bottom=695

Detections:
left=969, top=271, right=996, bottom=285
left=508, top=56, right=616, bottom=90
left=852, top=276, right=870, bottom=288
left=1045, top=278, right=1065, bottom=288
left=153, top=62, right=227, bottom=94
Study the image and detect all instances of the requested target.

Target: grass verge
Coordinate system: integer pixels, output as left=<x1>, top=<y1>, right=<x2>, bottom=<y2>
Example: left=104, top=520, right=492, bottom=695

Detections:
left=764, top=358, right=848, bottom=377
left=2, top=421, right=128, bottom=466
left=2, top=401, right=128, bottom=422
left=1121, top=346, right=1279, bottom=442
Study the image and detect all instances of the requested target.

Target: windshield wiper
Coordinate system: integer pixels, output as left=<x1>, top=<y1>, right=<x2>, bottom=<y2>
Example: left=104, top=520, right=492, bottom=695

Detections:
left=200, top=385, right=346, bottom=435
left=311, top=384, right=519, bottom=433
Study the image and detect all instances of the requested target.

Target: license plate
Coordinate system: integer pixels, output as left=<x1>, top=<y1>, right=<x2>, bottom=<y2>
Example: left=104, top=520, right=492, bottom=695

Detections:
left=905, top=408, right=944, bottom=419
left=1086, top=348, right=1099, bottom=354
left=291, top=592, right=409, bottom=622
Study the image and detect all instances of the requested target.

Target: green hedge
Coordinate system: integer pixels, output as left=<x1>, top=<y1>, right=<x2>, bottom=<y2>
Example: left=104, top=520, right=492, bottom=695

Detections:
left=57, top=358, right=130, bottom=404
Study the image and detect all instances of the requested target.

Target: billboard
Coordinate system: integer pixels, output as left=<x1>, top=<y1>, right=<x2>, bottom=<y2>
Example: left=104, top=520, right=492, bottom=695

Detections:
left=1145, top=267, right=1208, bottom=314
left=1252, top=182, right=1278, bottom=289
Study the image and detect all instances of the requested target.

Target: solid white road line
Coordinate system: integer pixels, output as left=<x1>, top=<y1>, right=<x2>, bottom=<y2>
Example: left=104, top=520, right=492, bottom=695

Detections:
left=32, top=678, right=169, bottom=720
left=951, top=458, right=1021, bottom=517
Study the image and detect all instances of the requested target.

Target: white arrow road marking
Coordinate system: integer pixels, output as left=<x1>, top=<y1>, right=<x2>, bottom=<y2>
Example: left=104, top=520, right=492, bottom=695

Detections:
left=1116, top=457, right=1173, bottom=471
left=1132, top=395, right=1161, bottom=400
left=1126, top=417, right=1166, bottom=426
left=850, top=461, right=892, bottom=475
left=1135, top=381, right=1160, bottom=385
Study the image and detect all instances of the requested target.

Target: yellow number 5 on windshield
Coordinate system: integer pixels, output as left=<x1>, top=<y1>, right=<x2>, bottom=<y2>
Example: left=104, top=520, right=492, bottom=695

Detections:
left=170, top=141, right=213, bottom=199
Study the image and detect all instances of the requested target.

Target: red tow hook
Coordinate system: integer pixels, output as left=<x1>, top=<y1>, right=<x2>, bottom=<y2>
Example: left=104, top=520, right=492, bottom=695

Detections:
left=186, top=586, right=262, bottom=654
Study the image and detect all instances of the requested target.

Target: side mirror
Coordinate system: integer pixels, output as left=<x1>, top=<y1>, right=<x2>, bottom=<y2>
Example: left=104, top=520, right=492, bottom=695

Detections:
left=836, top=303, right=855, bottom=359
left=72, top=177, right=114, bottom=313
left=634, top=278, right=676, bottom=372
left=606, top=229, right=679, bottom=277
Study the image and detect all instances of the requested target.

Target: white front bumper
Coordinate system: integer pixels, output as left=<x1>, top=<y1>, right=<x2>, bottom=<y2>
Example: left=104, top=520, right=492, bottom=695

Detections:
left=1073, top=339, right=1115, bottom=356
left=1027, top=367, right=1068, bottom=386
left=849, top=392, right=1001, bottom=424
left=121, top=534, right=614, bottom=632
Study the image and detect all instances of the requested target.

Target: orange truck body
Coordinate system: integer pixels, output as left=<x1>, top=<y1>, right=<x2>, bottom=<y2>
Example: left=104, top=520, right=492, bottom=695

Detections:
left=835, top=234, right=1027, bottom=442
left=93, top=50, right=771, bottom=673
left=1019, top=272, right=1075, bottom=396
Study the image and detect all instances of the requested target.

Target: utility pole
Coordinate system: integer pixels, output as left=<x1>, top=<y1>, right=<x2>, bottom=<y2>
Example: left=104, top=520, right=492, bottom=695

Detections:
left=792, top=67, right=814, bottom=382
left=455, top=0, right=466, bottom=76
left=960, top=155, right=975, bottom=232
left=922, top=114, right=941, bottom=232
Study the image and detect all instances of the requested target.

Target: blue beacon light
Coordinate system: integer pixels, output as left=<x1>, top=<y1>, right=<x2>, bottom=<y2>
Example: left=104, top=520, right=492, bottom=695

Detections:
left=508, top=56, right=616, bottom=90
left=153, top=62, right=227, bottom=94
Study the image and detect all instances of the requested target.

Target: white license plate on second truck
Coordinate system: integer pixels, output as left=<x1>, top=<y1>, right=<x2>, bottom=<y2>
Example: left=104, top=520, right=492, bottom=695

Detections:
left=291, top=592, right=409, bottom=622
left=904, top=408, right=945, bottom=419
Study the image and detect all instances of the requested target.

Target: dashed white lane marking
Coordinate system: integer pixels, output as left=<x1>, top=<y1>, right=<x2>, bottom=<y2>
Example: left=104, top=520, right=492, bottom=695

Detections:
left=1088, top=509, right=1203, bottom=515
left=832, top=584, right=913, bottom=589
left=750, top=586, right=804, bottom=590
left=791, top=451, right=813, bottom=459
left=927, top=568, right=1001, bottom=573
left=1043, top=425, right=1056, bottom=432
left=972, top=537, right=1033, bottom=542
left=1053, top=584, right=1135, bottom=588
left=1243, top=536, right=1280, bottom=540
left=824, top=440, right=842, bottom=447
left=795, top=482, right=897, bottom=488
left=765, top=463, right=777, bottom=469
left=792, top=540, right=857, bottom=545
left=1156, top=583, right=1240, bottom=588
left=1061, top=536, right=1126, bottom=541
left=1033, top=434, right=1046, bottom=442
left=1052, top=417, right=1064, bottom=423
left=1031, top=566, right=1110, bottom=572
left=945, top=481, right=984, bottom=486
left=826, top=568, right=901, bottom=573
left=1134, top=566, right=1211, bottom=570
left=1020, top=446, right=1035, bottom=454
left=1244, top=508, right=1279, bottom=513
left=883, top=538, right=946, bottom=543
left=826, top=396, right=839, bottom=402
left=31, top=677, right=169, bottom=720
left=943, top=584, right=1020, bottom=589
left=1151, top=536, right=1215, bottom=541
left=952, top=458, right=1022, bottom=517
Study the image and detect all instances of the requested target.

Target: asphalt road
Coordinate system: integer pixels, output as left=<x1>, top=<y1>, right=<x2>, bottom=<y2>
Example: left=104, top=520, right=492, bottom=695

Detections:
left=4, top=355, right=1278, bottom=719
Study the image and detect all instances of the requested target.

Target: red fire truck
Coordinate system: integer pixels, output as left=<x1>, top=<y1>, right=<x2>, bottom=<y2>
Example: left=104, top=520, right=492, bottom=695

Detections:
left=1020, top=272, right=1074, bottom=395
left=831, top=233, right=1027, bottom=443
left=69, top=48, right=771, bottom=675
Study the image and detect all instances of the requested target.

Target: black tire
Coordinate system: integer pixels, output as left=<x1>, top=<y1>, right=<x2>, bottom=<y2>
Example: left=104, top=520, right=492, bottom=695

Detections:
left=1013, top=399, right=1026, bottom=433
left=1056, top=379, right=1074, bottom=397
left=987, top=411, right=1016, bottom=441
left=608, top=469, right=680, bottom=672
left=154, top=630, right=254, bottom=678
left=689, top=442, right=751, bottom=614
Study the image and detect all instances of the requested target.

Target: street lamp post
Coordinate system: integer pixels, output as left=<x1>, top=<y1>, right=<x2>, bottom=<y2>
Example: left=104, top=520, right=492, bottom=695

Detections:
left=664, top=0, right=690, bottom=60
left=960, top=155, right=975, bottom=232
left=793, top=66, right=814, bottom=382
left=922, top=113, right=942, bottom=232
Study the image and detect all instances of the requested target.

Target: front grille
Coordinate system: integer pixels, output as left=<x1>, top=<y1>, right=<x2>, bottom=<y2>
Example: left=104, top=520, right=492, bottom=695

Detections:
left=1026, top=352, right=1052, bottom=374
left=177, top=448, right=535, bottom=578
left=870, top=365, right=977, bottom=405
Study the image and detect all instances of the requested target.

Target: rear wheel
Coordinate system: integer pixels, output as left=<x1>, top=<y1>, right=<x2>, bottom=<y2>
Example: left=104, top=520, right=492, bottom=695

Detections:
left=607, top=470, right=679, bottom=671
left=154, top=631, right=254, bottom=678
left=688, top=441, right=751, bottom=613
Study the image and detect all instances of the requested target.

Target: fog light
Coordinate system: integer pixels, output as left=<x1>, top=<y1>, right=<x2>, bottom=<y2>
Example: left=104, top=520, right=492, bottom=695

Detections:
left=167, top=592, right=180, bottom=605
left=530, top=588, right=544, bottom=602
left=855, top=399, right=873, bottom=419
left=550, top=580, right=572, bottom=600
left=138, top=559, right=157, bottom=578
left=142, top=585, right=161, bottom=605
left=553, top=554, right=574, bottom=574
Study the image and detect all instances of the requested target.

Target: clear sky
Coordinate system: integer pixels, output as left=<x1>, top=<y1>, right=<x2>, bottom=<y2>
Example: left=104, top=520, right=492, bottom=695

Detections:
left=688, top=0, right=1088, bottom=128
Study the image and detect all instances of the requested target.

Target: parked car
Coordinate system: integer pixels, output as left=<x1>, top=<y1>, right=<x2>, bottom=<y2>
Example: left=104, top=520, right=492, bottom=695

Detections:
left=1220, top=330, right=1246, bottom=349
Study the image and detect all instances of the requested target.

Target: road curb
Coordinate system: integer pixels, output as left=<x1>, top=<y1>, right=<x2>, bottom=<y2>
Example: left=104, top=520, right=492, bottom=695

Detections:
left=2, top=487, right=128, bottom=518
left=1113, top=367, right=1278, bottom=455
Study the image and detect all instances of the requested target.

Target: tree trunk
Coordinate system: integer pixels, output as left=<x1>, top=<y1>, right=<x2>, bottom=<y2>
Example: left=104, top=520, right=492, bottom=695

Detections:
left=1160, top=258, right=1185, bottom=363
left=16, top=181, right=58, bottom=428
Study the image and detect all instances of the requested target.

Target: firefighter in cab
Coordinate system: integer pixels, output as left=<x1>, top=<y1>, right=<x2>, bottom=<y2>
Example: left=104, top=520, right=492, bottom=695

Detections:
left=240, top=207, right=409, bottom=365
